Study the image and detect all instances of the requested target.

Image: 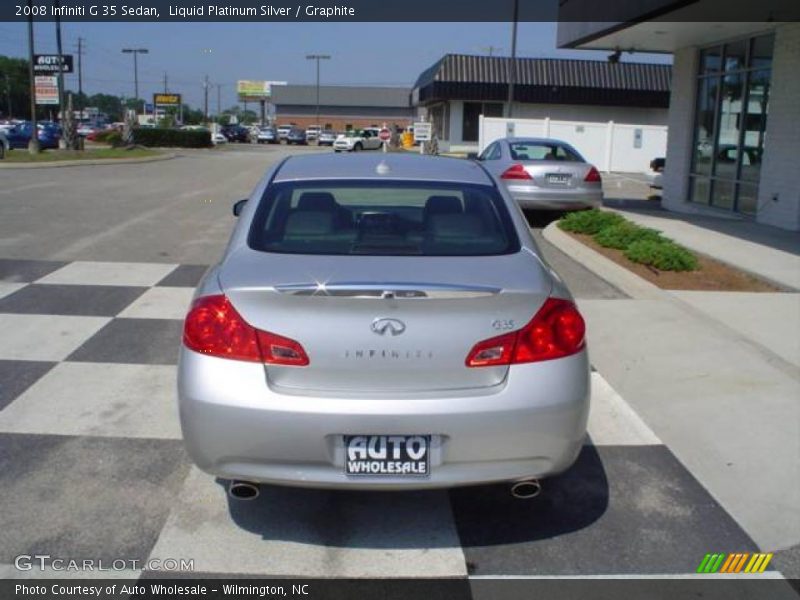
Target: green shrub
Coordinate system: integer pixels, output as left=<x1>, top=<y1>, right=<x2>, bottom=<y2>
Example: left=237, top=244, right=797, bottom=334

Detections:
left=624, top=239, right=699, bottom=271
left=558, top=209, right=625, bottom=235
left=132, top=127, right=212, bottom=148
left=594, top=222, right=666, bottom=250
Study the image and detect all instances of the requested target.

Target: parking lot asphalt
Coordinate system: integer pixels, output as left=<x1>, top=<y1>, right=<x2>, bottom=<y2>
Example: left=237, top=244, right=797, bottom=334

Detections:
left=0, top=146, right=785, bottom=583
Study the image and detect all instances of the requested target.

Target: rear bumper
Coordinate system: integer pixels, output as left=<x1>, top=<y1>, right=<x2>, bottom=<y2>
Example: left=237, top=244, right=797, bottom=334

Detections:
left=178, top=348, right=590, bottom=490
left=506, top=184, right=603, bottom=210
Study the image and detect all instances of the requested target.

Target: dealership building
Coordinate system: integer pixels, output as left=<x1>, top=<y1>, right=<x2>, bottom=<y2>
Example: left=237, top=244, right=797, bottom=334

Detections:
left=270, top=85, right=414, bottom=131
left=412, top=54, right=672, bottom=154
left=559, top=15, right=800, bottom=231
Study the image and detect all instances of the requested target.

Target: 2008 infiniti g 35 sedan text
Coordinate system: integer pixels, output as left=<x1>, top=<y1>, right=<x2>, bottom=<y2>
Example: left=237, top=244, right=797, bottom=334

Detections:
left=177, top=153, right=590, bottom=497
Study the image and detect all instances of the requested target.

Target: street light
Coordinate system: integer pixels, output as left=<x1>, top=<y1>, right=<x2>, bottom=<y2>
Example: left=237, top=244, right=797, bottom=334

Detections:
left=121, top=48, right=149, bottom=114
left=306, top=54, right=330, bottom=128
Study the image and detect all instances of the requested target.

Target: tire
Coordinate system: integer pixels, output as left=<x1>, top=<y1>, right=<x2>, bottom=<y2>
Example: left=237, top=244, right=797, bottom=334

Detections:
left=353, top=143, right=362, bottom=152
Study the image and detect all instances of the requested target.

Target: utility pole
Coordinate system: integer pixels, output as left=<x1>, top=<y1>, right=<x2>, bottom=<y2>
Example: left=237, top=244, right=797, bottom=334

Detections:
left=75, top=37, right=84, bottom=118
left=216, top=83, right=221, bottom=120
left=163, top=72, right=168, bottom=93
left=54, top=0, right=66, bottom=147
left=506, top=0, right=519, bottom=118
left=121, top=47, right=148, bottom=114
left=3, top=74, right=11, bottom=119
left=203, top=75, right=209, bottom=123
left=26, top=0, right=38, bottom=154
left=306, top=54, right=330, bottom=128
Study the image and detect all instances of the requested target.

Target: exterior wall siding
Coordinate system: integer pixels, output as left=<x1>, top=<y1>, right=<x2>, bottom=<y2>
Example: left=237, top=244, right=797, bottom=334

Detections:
left=755, top=23, right=800, bottom=231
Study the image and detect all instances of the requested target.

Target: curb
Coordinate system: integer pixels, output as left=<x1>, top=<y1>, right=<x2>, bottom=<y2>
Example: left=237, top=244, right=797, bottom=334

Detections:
left=0, top=152, right=176, bottom=169
left=542, top=221, right=666, bottom=300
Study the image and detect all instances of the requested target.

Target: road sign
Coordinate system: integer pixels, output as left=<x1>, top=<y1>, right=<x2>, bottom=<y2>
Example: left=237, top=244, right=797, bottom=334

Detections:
left=379, top=128, right=391, bottom=141
left=34, top=76, right=59, bottom=105
left=413, top=122, right=432, bottom=142
left=154, top=93, right=182, bottom=106
left=33, top=54, right=73, bottom=74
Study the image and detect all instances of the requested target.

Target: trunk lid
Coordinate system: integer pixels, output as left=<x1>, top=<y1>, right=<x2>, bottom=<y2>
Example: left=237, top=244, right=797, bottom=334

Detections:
left=219, top=249, right=552, bottom=393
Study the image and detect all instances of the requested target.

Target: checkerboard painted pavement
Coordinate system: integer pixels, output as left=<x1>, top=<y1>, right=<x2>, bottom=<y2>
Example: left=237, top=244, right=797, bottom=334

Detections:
left=0, top=259, right=763, bottom=580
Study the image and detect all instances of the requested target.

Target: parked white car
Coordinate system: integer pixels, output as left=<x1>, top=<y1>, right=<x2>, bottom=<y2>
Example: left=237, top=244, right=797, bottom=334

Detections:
left=305, top=125, right=321, bottom=141
left=333, top=129, right=383, bottom=152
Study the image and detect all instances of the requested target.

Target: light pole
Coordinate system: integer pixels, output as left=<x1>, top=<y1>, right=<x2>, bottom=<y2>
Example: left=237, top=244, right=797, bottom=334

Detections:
left=506, top=0, right=519, bottom=118
left=306, top=54, right=330, bottom=128
left=121, top=48, right=148, bottom=114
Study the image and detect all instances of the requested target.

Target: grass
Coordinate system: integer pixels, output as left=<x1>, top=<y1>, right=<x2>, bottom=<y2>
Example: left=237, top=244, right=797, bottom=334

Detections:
left=2, top=147, right=161, bottom=163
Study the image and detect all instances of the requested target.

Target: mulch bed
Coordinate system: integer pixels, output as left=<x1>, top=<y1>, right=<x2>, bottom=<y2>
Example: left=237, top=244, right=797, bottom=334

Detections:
left=565, top=231, right=782, bottom=292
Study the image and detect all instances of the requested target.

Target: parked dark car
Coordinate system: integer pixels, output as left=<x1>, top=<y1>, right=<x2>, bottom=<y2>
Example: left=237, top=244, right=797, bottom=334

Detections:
left=221, top=125, right=250, bottom=143
left=286, top=127, right=307, bottom=145
left=5, top=121, right=61, bottom=150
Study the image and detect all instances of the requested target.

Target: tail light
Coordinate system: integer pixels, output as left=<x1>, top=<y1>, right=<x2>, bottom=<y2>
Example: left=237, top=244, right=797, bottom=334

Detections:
left=183, top=294, right=309, bottom=366
left=500, top=164, right=532, bottom=180
left=465, top=298, right=585, bottom=367
left=584, top=166, right=602, bottom=183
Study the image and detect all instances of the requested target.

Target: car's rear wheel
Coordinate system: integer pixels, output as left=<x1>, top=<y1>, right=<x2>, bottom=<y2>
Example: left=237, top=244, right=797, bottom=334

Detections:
left=353, top=143, right=362, bottom=152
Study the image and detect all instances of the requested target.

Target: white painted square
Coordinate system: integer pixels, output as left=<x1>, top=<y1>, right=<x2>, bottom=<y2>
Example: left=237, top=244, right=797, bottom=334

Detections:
left=0, top=282, right=25, bottom=300
left=0, top=314, right=110, bottom=361
left=149, top=467, right=467, bottom=577
left=0, top=362, right=180, bottom=439
left=118, top=287, right=195, bottom=320
left=36, top=261, right=178, bottom=287
left=587, top=372, right=661, bottom=446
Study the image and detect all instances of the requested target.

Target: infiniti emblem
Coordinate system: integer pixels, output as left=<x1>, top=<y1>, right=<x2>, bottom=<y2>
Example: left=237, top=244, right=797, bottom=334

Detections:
left=371, top=317, right=406, bottom=336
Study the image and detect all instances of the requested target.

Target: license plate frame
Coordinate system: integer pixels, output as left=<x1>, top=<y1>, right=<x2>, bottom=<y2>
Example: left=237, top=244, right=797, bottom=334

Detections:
left=344, top=434, right=431, bottom=478
left=546, top=173, right=572, bottom=185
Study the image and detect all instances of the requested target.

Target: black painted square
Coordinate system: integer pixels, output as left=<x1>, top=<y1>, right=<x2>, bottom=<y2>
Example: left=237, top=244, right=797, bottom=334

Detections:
left=66, top=318, right=184, bottom=365
left=0, top=360, right=56, bottom=411
left=0, top=284, right=146, bottom=317
left=156, top=265, right=210, bottom=288
left=450, top=445, right=757, bottom=575
left=0, top=432, right=190, bottom=564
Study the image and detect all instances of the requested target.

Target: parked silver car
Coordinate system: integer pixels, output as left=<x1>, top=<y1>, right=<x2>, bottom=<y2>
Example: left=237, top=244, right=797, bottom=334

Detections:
left=178, top=153, right=590, bottom=496
left=477, top=137, right=603, bottom=210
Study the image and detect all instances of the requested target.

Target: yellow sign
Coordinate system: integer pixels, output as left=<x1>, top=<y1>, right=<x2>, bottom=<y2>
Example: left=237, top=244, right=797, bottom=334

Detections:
left=237, top=80, right=270, bottom=99
left=153, top=93, right=181, bottom=106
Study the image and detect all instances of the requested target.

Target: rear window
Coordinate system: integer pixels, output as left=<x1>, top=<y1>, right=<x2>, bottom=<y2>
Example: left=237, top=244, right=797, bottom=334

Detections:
left=509, top=142, right=583, bottom=162
left=248, top=180, right=519, bottom=256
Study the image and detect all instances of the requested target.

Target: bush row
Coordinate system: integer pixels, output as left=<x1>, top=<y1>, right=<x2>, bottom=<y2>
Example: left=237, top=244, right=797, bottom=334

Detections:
left=558, top=209, right=698, bottom=272
left=132, top=128, right=212, bottom=148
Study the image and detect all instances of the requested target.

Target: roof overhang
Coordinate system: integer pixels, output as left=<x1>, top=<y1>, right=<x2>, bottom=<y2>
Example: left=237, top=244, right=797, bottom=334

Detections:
left=558, top=0, right=797, bottom=52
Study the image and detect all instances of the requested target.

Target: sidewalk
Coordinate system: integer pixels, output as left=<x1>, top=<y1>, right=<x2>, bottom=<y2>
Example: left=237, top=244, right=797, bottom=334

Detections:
left=543, top=212, right=800, bottom=556
left=604, top=204, right=800, bottom=291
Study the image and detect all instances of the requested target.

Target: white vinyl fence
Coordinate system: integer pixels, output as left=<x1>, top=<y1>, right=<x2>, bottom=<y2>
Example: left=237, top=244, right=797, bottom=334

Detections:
left=478, top=115, right=667, bottom=173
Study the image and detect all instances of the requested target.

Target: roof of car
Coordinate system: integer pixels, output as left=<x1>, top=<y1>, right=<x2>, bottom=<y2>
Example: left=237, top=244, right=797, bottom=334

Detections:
left=273, top=153, right=494, bottom=185
left=501, top=137, right=572, bottom=146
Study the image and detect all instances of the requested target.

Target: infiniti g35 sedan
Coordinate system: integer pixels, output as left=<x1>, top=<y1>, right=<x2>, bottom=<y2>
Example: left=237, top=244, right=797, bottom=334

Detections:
left=178, top=153, right=590, bottom=494
left=476, top=137, right=603, bottom=211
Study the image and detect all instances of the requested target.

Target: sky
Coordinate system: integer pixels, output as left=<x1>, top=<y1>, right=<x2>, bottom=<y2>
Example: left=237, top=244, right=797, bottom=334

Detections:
left=0, top=21, right=672, bottom=112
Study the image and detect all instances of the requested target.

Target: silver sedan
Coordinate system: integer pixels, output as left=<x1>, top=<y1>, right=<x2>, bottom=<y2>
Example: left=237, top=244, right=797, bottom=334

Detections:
left=477, top=137, right=603, bottom=211
left=178, top=153, right=590, bottom=497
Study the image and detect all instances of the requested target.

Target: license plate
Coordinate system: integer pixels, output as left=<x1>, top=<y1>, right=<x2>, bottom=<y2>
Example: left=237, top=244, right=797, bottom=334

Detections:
left=546, top=173, right=572, bottom=185
left=344, top=435, right=430, bottom=477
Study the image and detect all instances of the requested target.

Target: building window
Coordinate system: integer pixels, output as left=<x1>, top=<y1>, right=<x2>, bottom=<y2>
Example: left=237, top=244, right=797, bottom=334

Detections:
left=462, top=102, right=503, bottom=142
left=690, top=34, right=773, bottom=215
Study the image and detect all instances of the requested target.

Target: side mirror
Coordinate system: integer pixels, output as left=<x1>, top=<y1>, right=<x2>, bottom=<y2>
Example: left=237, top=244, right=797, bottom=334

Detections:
left=232, top=198, right=248, bottom=217
left=466, top=152, right=479, bottom=161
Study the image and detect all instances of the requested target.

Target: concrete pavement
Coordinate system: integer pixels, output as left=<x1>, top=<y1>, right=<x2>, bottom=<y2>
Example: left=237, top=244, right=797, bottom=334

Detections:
left=543, top=216, right=800, bottom=554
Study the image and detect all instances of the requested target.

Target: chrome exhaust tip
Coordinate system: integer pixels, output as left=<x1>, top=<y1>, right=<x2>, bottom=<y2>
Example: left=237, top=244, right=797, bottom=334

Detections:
left=510, top=479, right=541, bottom=499
left=228, top=480, right=260, bottom=500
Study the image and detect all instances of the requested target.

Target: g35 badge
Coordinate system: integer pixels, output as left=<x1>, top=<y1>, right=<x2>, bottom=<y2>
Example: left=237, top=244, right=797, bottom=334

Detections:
left=491, top=319, right=515, bottom=331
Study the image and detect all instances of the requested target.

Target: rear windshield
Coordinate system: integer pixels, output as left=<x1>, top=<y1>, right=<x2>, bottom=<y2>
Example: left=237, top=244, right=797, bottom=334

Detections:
left=248, top=180, right=519, bottom=256
left=509, top=142, right=583, bottom=162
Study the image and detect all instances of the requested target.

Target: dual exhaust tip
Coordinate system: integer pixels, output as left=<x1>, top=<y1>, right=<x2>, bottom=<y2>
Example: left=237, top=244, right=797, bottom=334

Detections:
left=228, top=479, right=541, bottom=500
